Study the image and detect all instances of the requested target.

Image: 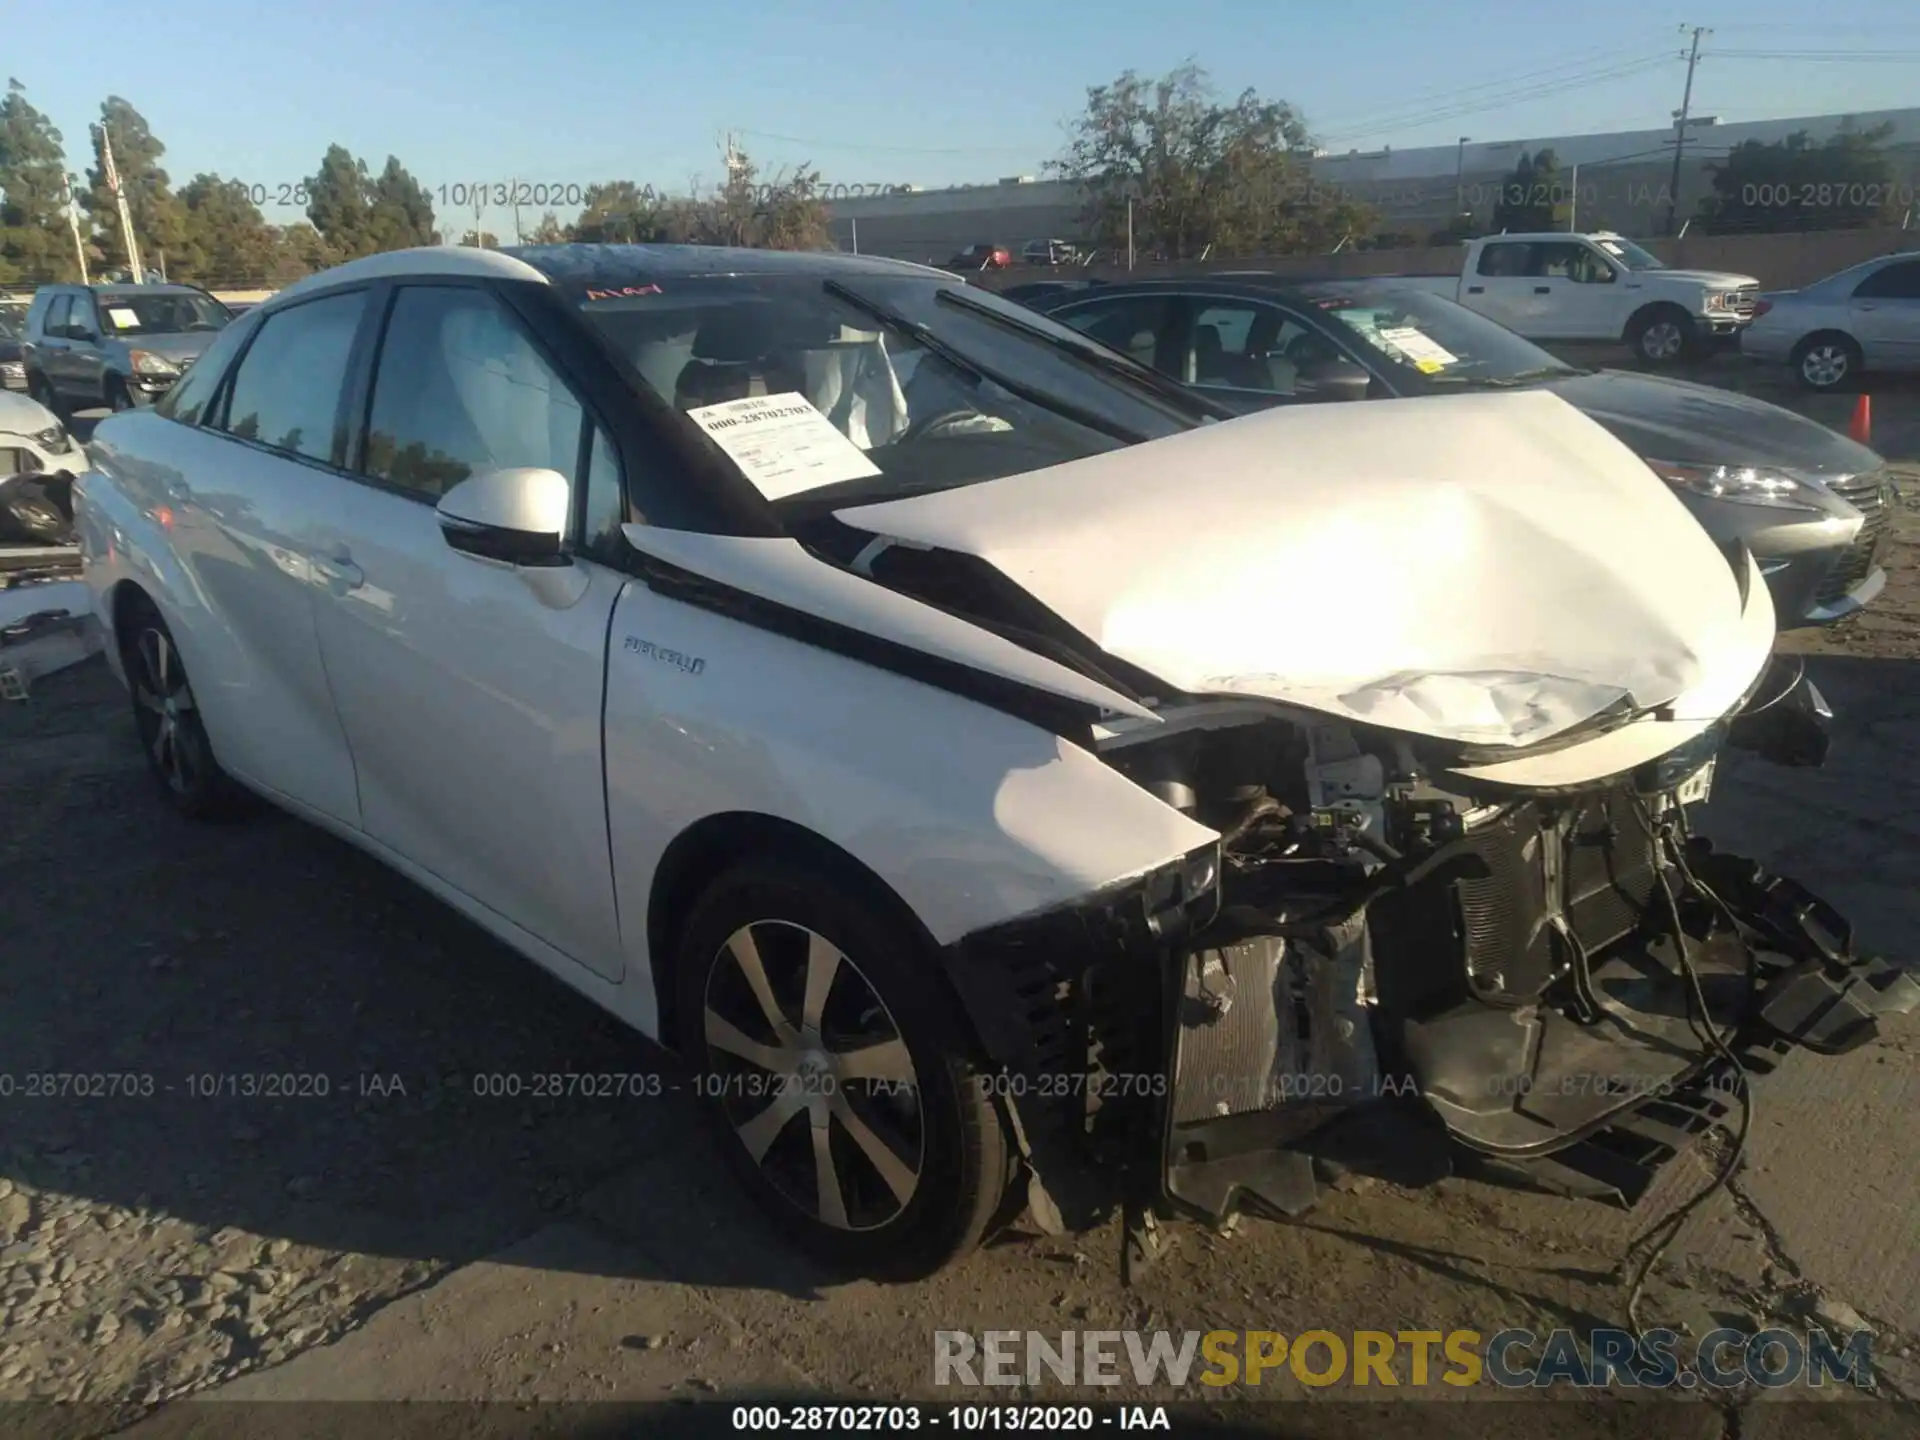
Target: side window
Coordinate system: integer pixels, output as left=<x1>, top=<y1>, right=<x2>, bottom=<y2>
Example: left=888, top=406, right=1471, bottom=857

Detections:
left=43, top=295, right=71, bottom=337
left=579, top=425, right=626, bottom=556
left=1527, top=243, right=1581, bottom=279
left=1854, top=261, right=1920, bottom=300
left=363, top=286, right=588, bottom=503
left=1055, top=297, right=1172, bottom=369
left=219, top=291, right=367, bottom=463
left=68, top=293, right=99, bottom=337
left=155, top=314, right=258, bottom=425
left=1476, top=243, right=1531, bottom=277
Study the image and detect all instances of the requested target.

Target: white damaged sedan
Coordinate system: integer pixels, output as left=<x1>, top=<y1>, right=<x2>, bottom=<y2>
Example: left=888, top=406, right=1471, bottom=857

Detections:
left=74, top=244, right=1916, bottom=1278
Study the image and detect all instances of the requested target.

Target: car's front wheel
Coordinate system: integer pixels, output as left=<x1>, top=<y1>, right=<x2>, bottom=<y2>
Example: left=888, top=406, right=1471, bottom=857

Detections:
left=674, top=857, right=1011, bottom=1279
left=122, top=598, right=246, bottom=820
left=1628, top=305, right=1697, bottom=366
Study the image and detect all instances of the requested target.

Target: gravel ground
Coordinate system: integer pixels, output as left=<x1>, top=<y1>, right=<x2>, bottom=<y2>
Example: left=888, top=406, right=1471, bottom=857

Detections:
left=1, top=386, right=1916, bottom=1433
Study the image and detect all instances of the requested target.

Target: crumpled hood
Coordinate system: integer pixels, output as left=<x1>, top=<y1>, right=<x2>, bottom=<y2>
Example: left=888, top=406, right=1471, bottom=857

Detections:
left=0, top=387, right=61, bottom=438
left=837, top=389, right=1763, bottom=749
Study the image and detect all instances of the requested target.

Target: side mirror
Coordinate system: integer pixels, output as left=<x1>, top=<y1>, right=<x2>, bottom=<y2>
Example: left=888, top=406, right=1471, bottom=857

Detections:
left=436, top=467, right=571, bottom=568
left=1301, top=359, right=1373, bottom=402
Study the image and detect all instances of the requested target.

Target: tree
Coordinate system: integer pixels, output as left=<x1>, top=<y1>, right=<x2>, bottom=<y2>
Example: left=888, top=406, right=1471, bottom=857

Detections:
left=269, top=221, right=333, bottom=281
left=527, top=211, right=569, bottom=244
left=704, top=154, right=832, bottom=250
left=82, top=97, right=186, bottom=275
left=1695, top=122, right=1899, bottom=234
left=1491, top=148, right=1561, bottom=232
left=457, top=230, right=500, bottom=248
left=173, top=175, right=278, bottom=284
left=0, top=79, right=78, bottom=283
left=1048, top=62, right=1372, bottom=261
left=367, top=156, right=435, bottom=249
left=305, top=146, right=436, bottom=257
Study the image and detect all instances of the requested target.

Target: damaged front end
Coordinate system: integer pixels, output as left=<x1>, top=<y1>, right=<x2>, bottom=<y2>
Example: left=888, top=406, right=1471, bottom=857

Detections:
left=938, top=654, right=1918, bottom=1255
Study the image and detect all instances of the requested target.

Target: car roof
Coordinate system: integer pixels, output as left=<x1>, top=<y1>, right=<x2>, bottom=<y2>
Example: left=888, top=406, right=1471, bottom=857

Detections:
left=92, top=284, right=214, bottom=298
left=267, top=242, right=953, bottom=310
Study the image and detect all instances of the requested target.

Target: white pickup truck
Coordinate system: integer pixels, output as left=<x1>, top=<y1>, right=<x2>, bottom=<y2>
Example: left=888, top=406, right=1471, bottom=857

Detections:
left=1389, top=231, right=1761, bottom=365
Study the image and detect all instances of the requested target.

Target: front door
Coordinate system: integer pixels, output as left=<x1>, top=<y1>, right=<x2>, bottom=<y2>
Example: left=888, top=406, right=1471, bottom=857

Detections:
left=306, top=281, right=628, bottom=980
left=1849, top=258, right=1920, bottom=370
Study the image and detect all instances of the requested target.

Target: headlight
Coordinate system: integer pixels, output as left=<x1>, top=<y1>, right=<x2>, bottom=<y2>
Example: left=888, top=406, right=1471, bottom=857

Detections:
left=32, top=424, right=74, bottom=454
left=129, top=350, right=180, bottom=377
left=0, top=359, right=24, bottom=378
left=1645, top=458, right=1822, bottom=512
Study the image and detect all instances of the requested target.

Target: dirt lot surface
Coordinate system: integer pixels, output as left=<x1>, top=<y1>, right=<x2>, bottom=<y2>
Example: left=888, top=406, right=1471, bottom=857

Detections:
left=2, top=363, right=1918, bottom=1437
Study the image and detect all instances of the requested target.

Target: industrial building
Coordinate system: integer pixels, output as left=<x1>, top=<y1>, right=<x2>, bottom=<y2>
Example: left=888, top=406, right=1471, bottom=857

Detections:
left=824, top=106, right=1920, bottom=262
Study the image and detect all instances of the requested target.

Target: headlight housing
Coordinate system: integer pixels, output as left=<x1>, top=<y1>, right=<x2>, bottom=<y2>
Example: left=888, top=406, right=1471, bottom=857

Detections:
left=32, top=424, right=74, bottom=454
left=1645, top=458, right=1823, bottom=512
left=129, top=349, right=180, bottom=378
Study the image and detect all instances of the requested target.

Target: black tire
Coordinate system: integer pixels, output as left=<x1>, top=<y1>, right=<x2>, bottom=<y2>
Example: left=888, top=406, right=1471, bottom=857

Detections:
left=106, top=376, right=136, bottom=413
left=673, top=856, right=1010, bottom=1280
left=0, top=488, right=72, bottom=545
left=1626, top=305, right=1697, bottom=367
left=120, top=596, right=248, bottom=821
left=1790, top=332, right=1862, bottom=393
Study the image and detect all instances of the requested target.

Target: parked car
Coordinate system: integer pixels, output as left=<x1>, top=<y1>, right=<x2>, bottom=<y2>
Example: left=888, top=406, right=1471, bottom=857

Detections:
left=1740, top=250, right=1920, bottom=392
left=944, top=243, right=1013, bottom=272
left=997, top=278, right=1105, bottom=308
left=74, top=243, right=1912, bottom=1278
left=0, top=304, right=28, bottom=393
left=1035, top=276, right=1893, bottom=627
left=1021, top=239, right=1081, bottom=267
left=1385, top=231, right=1760, bottom=365
left=22, top=282, right=234, bottom=417
left=0, top=386, right=82, bottom=543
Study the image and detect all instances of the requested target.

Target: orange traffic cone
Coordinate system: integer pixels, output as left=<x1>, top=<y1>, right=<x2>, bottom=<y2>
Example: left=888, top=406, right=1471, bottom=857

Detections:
left=1849, top=393, right=1873, bottom=447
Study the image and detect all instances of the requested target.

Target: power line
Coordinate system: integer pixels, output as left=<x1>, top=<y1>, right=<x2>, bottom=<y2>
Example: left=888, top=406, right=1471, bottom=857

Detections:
left=1306, top=38, right=1682, bottom=127
left=1710, top=49, right=1920, bottom=63
left=1316, top=55, right=1678, bottom=145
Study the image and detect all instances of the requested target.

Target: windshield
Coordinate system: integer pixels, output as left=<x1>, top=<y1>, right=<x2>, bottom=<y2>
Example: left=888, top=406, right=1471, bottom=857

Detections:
left=575, top=273, right=1203, bottom=507
left=96, top=291, right=232, bottom=336
left=1300, top=285, right=1580, bottom=388
left=1593, top=236, right=1665, bottom=271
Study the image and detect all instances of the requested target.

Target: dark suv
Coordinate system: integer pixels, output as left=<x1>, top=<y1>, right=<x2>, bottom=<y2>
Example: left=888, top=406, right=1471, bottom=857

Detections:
left=23, top=283, right=234, bottom=416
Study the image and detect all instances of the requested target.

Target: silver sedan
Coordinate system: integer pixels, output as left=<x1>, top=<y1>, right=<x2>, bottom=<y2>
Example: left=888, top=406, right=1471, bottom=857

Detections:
left=1742, top=249, right=1920, bottom=392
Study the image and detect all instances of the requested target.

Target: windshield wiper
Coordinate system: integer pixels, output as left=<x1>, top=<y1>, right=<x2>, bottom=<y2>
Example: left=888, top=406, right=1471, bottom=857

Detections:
left=1433, top=365, right=1586, bottom=388
left=822, top=279, right=1150, bottom=445
left=933, top=286, right=1234, bottom=422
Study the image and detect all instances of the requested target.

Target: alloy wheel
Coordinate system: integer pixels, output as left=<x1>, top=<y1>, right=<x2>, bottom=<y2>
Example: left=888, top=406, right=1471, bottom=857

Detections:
left=1641, top=320, right=1685, bottom=362
left=131, top=626, right=203, bottom=796
left=702, top=919, right=924, bottom=1232
left=1801, top=344, right=1850, bottom=389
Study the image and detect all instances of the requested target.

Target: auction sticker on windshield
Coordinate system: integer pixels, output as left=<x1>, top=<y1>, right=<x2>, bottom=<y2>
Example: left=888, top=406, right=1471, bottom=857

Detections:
left=108, top=308, right=141, bottom=328
left=1378, top=326, right=1457, bottom=373
left=685, top=392, right=881, bottom=501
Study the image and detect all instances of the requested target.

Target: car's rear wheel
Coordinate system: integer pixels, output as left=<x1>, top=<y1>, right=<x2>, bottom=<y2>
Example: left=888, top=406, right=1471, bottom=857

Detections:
left=673, top=857, right=1010, bottom=1280
left=122, top=598, right=246, bottom=820
left=1792, top=333, right=1861, bottom=393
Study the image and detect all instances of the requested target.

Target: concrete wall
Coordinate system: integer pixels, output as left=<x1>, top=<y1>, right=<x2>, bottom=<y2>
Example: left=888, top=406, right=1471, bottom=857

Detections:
left=970, top=224, right=1919, bottom=293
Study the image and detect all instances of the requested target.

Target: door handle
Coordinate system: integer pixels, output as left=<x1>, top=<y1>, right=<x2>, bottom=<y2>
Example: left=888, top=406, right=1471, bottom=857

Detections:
left=1534, top=286, right=1552, bottom=294
left=317, top=545, right=364, bottom=592
left=1466, top=285, right=1485, bottom=294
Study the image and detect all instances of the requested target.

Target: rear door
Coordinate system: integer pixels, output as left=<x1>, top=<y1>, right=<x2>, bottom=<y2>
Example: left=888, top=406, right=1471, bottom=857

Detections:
left=305, top=279, right=628, bottom=980
left=145, top=290, right=367, bottom=825
left=1849, top=259, right=1920, bottom=370
left=1462, top=241, right=1537, bottom=331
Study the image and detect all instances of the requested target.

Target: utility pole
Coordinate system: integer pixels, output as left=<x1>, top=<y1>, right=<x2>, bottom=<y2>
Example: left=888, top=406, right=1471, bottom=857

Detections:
left=509, top=176, right=523, bottom=245
left=1455, top=136, right=1471, bottom=219
left=96, top=125, right=144, bottom=283
left=1666, top=25, right=1709, bottom=236
left=62, top=173, right=90, bottom=284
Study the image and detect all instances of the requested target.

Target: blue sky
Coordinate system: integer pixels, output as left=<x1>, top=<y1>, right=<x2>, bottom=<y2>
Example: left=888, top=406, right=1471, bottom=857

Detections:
left=10, top=0, right=1920, bottom=230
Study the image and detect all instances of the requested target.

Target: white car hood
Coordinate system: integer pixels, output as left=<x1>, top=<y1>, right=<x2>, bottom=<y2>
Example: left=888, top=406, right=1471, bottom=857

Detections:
left=1655, top=268, right=1760, bottom=288
left=0, top=387, right=60, bottom=437
left=836, top=390, right=1761, bottom=749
